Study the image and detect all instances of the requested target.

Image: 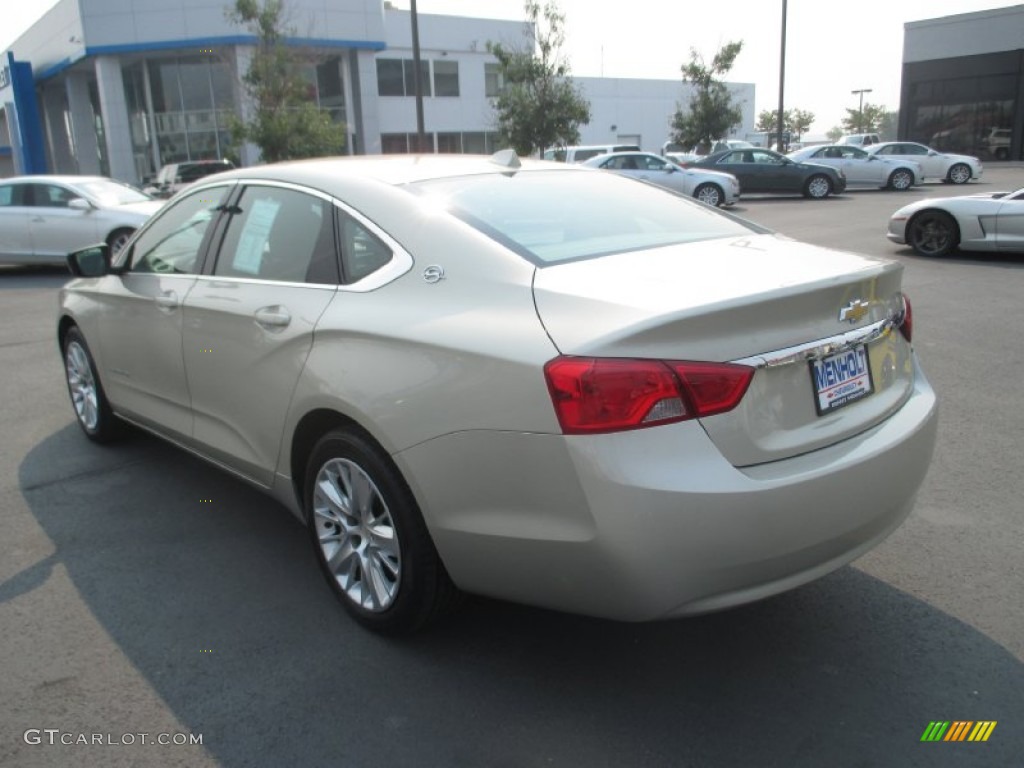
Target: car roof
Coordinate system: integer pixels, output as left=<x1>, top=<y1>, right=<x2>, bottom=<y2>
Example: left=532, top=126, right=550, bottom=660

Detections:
left=0, top=175, right=114, bottom=185
left=201, top=154, right=577, bottom=190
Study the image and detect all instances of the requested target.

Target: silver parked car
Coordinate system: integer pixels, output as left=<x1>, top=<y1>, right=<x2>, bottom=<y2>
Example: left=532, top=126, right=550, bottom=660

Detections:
left=582, top=151, right=741, bottom=206
left=0, top=175, right=163, bottom=264
left=787, top=145, right=923, bottom=190
left=863, top=142, right=982, bottom=184
left=57, top=153, right=937, bottom=633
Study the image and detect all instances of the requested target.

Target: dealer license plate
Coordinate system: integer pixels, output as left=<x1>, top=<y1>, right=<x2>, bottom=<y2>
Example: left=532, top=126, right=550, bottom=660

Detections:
left=809, top=345, right=874, bottom=415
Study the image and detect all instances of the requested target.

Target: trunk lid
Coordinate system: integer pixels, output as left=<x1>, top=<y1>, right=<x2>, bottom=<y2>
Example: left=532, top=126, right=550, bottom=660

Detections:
left=533, top=233, right=915, bottom=466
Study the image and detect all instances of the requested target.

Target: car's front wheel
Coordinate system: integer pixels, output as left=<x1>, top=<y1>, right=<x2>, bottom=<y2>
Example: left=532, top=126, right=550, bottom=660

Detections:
left=693, top=183, right=724, bottom=207
left=908, top=210, right=959, bottom=257
left=106, top=228, right=135, bottom=255
left=305, top=428, right=458, bottom=633
left=62, top=326, right=122, bottom=442
left=887, top=169, right=915, bottom=191
left=804, top=175, right=832, bottom=199
left=947, top=163, right=972, bottom=184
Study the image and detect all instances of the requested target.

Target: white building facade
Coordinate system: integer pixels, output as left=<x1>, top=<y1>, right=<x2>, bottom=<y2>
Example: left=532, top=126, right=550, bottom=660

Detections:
left=0, top=1, right=755, bottom=184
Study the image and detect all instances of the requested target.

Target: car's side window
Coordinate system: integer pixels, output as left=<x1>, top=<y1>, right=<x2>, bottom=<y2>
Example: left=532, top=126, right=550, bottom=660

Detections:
left=128, top=186, right=229, bottom=275
left=876, top=146, right=895, bottom=156
left=213, top=186, right=339, bottom=284
left=0, top=186, right=13, bottom=206
left=28, top=184, right=75, bottom=208
left=903, top=144, right=927, bottom=156
left=338, top=212, right=393, bottom=284
left=643, top=156, right=669, bottom=170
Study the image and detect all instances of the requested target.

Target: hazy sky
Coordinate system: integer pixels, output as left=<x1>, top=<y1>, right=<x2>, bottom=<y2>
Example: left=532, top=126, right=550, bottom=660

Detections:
left=3, top=0, right=1020, bottom=135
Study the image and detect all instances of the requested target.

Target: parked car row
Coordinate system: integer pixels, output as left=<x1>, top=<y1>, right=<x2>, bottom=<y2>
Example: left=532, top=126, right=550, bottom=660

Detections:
left=581, top=151, right=741, bottom=207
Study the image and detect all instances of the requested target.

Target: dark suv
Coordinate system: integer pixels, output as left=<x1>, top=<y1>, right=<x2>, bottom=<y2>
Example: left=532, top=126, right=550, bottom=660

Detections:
left=143, top=160, right=234, bottom=199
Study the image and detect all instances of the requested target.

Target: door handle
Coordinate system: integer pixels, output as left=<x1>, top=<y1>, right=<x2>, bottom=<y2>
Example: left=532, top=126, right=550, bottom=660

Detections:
left=154, top=290, right=179, bottom=310
left=254, top=306, right=291, bottom=329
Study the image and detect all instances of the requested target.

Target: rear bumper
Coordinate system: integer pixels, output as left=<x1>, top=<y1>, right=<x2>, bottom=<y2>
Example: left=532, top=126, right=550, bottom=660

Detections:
left=397, top=357, right=937, bottom=621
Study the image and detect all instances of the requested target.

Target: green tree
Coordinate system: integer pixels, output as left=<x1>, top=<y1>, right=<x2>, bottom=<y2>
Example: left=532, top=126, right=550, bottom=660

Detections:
left=227, top=0, right=346, bottom=163
left=842, top=102, right=888, bottom=134
left=826, top=125, right=844, bottom=143
left=671, top=41, right=744, bottom=153
left=487, top=1, right=591, bottom=157
left=756, top=108, right=814, bottom=142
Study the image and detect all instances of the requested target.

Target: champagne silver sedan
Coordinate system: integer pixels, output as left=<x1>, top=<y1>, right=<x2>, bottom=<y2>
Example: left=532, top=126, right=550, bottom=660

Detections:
left=57, top=153, right=938, bottom=633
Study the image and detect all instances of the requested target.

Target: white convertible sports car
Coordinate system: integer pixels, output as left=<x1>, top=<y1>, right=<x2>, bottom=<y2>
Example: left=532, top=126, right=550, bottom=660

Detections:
left=887, top=187, right=1024, bottom=257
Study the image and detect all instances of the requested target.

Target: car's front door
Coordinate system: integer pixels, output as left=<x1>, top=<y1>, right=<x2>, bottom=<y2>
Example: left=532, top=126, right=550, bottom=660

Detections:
left=94, top=186, right=231, bottom=438
left=25, top=183, right=101, bottom=259
left=0, top=183, right=35, bottom=262
left=995, top=193, right=1024, bottom=252
left=181, top=183, right=341, bottom=485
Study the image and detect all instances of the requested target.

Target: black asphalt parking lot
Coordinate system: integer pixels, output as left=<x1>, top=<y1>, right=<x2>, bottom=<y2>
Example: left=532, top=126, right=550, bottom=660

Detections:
left=2, top=168, right=1023, bottom=767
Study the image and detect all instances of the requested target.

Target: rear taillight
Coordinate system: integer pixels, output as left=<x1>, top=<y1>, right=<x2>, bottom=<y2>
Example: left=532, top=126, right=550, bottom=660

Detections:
left=898, top=293, right=912, bottom=342
left=544, top=357, right=754, bottom=435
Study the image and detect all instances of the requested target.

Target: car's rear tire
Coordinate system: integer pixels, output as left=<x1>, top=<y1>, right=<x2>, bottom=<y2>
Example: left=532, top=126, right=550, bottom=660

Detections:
left=887, top=168, right=914, bottom=191
left=804, top=175, right=832, bottom=199
left=994, top=147, right=1009, bottom=161
left=693, top=183, right=724, bottom=207
left=62, top=326, right=122, bottom=443
left=947, top=163, right=972, bottom=184
left=106, top=228, right=135, bottom=255
left=908, top=210, right=958, bottom=257
left=305, top=429, right=459, bottom=633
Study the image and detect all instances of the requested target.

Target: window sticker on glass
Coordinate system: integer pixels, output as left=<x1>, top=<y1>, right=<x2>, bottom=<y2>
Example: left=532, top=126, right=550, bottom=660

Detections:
left=233, top=198, right=281, bottom=274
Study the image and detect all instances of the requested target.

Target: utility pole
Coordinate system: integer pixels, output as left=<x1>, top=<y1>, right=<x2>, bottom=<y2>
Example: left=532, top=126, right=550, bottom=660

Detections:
left=410, top=0, right=427, bottom=152
left=776, top=0, right=787, bottom=153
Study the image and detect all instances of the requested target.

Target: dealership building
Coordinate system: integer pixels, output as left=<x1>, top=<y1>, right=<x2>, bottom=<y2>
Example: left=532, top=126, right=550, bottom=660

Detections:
left=0, top=0, right=755, bottom=184
left=900, top=4, right=1024, bottom=160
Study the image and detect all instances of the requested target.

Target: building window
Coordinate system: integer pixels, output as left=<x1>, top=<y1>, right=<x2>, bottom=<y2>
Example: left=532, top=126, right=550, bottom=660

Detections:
left=433, top=60, right=459, bottom=97
left=376, top=59, right=404, bottom=96
left=376, top=57, right=434, bottom=97
left=437, top=133, right=461, bottom=153
left=381, top=132, right=436, bottom=153
left=485, top=63, right=504, bottom=98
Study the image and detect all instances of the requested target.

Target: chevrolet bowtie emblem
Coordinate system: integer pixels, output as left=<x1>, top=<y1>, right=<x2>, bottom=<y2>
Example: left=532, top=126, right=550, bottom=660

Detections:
left=839, top=299, right=870, bottom=324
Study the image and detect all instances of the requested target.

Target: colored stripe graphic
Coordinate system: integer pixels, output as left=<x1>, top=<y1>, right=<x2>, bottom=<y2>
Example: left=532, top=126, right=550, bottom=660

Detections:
left=921, top=722, right=949, bottom=741
left=920, top=721, right=996, bottom=742
left=945, top=721, right=972, bottom=741
left=968, top=722, right=997, bottom=742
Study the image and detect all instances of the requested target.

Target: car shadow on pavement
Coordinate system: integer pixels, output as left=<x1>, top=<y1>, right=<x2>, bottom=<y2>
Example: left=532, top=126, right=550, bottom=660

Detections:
left=16, top=426, right=1023, bottom=768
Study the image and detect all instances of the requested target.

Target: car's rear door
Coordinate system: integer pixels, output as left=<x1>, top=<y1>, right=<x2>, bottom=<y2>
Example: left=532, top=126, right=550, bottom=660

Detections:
left=181, top=182, right=340, bottom=485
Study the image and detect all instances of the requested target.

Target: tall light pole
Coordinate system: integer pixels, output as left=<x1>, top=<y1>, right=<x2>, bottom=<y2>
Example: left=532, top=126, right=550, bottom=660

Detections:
left=776, top=0, right=787, bottom=153
left=410, top=0, right=427, bottom=152
left=851, top=88, right=872, bottom=131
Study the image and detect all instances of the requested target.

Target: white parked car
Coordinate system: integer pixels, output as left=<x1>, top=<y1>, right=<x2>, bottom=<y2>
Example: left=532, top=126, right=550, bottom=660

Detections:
left=787, top=145, right=923, bottom=190
left=58, top=152, right=937, bottom=633
left=863, top=142, right=982, bottom=184
left=0, top=176, right=163, bottom=265
left=582, top=151, right=741, bottom=206
left=887, top=186, right=1024, bottom=257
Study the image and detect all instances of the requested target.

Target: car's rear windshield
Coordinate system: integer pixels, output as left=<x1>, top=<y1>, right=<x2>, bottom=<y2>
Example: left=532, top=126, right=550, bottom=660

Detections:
left=411, top=169, right=757, bottom=265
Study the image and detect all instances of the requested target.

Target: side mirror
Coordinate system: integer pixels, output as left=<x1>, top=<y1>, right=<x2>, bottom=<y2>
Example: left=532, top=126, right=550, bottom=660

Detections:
left=928, top=151, right=939, bottom=156
left=67, top=244, right=111, bottom=277
left=68, top=197, right=93, bottom=211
